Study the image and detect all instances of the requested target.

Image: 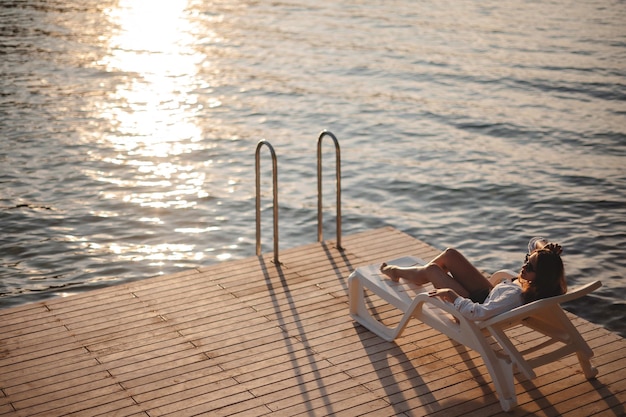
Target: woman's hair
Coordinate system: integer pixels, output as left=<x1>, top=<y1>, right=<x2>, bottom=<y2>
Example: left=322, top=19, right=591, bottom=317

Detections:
left=523, top=243, right=567, bottom=303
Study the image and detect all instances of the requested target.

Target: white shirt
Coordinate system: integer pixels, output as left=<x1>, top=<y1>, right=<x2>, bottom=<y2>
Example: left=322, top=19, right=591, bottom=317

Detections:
left=453, top=279, right=523, bottom=321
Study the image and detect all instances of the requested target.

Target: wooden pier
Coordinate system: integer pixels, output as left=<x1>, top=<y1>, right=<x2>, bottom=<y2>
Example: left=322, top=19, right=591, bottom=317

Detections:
left=1, top=227, right=624, bottom=416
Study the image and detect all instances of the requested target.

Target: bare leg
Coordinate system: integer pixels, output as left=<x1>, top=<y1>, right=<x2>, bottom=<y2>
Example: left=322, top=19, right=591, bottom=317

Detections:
left=381, top=248, right=492, bottom=297
left=429, top=248, right=493, bottom=295
left=380, top=261, right=472, bottom=297
left=421, top=263, right=472, bottom=298
left=380, top=263, right=430, bottom=284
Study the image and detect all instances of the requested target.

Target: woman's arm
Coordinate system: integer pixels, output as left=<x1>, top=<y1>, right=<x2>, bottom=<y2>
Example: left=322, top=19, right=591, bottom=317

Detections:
left=429, top=283, right=523, bottom=321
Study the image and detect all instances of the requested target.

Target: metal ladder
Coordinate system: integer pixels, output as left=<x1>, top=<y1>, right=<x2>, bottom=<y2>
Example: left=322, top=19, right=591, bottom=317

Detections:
left=255, top=130, right=342, bottom=264
left=255, top=140, right=279, bottom=262
left=317, top=130, right=342, bottom=250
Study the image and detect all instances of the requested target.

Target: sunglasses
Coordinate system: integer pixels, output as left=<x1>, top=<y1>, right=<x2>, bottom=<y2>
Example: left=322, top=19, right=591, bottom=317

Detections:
left=524, top=254, right=537, bottom=273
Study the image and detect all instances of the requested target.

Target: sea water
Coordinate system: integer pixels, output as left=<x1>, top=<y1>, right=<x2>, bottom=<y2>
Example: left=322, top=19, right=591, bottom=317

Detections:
left=1, top=0, right=625, bottom=337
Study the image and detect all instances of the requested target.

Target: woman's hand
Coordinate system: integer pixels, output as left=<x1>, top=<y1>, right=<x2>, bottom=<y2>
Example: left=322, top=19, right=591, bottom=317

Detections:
left=428, top=288, right=460, bottom=304
left=544, top=242, right=563, bottom=255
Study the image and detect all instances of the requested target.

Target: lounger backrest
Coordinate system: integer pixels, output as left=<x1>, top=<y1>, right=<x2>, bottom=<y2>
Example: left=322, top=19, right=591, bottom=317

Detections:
left=478, top=280, right=602, bottom=329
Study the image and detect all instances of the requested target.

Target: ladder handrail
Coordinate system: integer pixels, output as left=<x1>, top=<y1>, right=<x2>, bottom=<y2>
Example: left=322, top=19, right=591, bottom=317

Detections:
left=255, top=139, right=279, bottom=263
left=317, top=130, right=342, bottom=250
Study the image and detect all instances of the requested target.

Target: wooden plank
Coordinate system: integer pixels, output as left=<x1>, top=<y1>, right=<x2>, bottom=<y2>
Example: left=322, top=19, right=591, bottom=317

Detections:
left=0, top=227, right=623, bottom=417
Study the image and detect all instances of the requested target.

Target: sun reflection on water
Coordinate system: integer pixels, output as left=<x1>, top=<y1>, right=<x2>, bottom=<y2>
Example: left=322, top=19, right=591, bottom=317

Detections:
left=89, top=0, right=225, bottom=268
left=100, top=0, right=204, bottom=153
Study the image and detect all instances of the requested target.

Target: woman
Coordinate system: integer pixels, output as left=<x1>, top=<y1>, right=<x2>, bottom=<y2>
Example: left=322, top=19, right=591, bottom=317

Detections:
left=379, top=238, right=567, bottom=321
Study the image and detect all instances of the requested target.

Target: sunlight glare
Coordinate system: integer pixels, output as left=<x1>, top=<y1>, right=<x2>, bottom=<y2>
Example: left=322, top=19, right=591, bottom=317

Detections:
left=90, top=0, right=215, bottom=266
left=100, top=0, right=204, bottom=157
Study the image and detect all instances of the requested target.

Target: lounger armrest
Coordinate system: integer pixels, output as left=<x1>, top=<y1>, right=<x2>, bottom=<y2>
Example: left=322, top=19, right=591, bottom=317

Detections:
left=413, top=293, right=459, bottom=316
left=479, top=280, right=602, bottom=329
left=410, top=293, right=479, bottom=334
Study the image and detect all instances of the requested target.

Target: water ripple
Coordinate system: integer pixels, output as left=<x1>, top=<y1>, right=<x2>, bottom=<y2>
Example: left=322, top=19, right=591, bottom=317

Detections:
left=1, top=0, right=625, bottom=338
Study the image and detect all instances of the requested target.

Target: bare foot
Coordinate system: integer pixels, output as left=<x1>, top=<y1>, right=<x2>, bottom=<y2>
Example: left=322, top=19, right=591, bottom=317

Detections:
left=380, top=262, right=432, bottom=286
left=380, top=263, right=400, bottom=282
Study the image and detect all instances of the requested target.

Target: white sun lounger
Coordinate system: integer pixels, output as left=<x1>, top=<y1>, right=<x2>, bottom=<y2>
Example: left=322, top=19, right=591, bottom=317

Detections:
left=348, top=256, right=601, bottom=411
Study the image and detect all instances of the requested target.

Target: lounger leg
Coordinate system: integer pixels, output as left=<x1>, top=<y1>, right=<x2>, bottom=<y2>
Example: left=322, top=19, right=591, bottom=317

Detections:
left=348, top=274, right=366, bottom=318
left=549, top=308, right=598, bottom=379
left=565, top=327, right=598, bottom=378
left=348, top=275, right=406, bottom=342
left=576, top=351, right=598, bottom=379
left=485, top=355, right=517, bottom=412
left=488, top=326, right=536, bottom=380
left=467, top=332, right=518, bottom=412
left=349, top=275, right=390, bottom=341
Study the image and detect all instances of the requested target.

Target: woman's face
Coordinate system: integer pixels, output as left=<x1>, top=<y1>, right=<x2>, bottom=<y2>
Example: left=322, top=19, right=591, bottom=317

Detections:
left=521, top=252, right=539, bottom=281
